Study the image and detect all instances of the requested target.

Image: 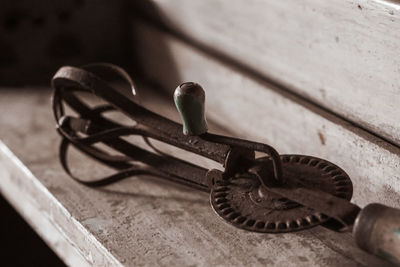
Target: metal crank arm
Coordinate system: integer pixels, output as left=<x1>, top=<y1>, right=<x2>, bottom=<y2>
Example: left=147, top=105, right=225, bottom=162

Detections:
left=52, top=64, right=282, bottom=186
left=53, top=65, right=233, bottom=164
left=51, top=64, right=400, bottom=265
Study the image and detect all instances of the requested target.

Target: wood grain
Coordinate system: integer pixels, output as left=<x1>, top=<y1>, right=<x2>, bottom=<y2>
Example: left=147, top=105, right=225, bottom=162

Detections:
left=0, top=88, right=390, bottom=266
left=131, top=21, right=400, bottom=210
left=132, top=0, right=400, bottom=146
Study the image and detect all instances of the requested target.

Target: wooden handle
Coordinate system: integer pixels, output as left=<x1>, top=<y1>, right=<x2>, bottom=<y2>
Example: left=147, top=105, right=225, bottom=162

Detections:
left=174, top=82, right=208, bottom=136
left=353, top=203, right=400, bottom=265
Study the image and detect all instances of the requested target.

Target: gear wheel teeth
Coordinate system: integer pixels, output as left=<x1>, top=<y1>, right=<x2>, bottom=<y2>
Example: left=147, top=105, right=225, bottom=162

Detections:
left=211, top=154, right=353, bottom=233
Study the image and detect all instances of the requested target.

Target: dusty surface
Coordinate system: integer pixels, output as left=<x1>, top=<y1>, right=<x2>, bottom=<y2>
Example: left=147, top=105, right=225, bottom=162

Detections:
left=0, top=88, right=393, bottom=266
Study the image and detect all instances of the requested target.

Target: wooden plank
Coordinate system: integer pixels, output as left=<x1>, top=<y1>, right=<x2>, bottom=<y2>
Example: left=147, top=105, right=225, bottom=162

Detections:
left=132, top=0, right=400, bottom=146
left=0, top=88, right=389, bottom=266
left=0, top=142, right=118, bottom=267
left=131, top=21, right=400, bottom=209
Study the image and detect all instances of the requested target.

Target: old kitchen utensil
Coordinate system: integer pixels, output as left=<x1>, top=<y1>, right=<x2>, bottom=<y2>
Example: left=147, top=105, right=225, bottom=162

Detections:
left=51, top=63, right=400, bottom=265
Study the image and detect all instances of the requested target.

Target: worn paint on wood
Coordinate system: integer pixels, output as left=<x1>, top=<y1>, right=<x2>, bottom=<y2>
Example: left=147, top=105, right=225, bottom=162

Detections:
left=132, top=0, right=400, bottom=147
left=0, top=89, right=390, bottom=266
left=131, top=21, right=400, bottom=210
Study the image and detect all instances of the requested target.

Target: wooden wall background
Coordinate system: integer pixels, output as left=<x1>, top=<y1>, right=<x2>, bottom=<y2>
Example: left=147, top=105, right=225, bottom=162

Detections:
left=132, top=0, right=400, bottom=146
left=130, top=0, right=400, bottom=209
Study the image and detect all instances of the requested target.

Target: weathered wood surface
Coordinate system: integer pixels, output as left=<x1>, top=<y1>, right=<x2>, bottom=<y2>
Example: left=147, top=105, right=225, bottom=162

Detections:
left=131, top=21, right=400, bottom=209
left=0, top=142, right=116, bottom=267
left=132, top=0, right=400, bottom=146
left=0, top=88, right=391, bottom=266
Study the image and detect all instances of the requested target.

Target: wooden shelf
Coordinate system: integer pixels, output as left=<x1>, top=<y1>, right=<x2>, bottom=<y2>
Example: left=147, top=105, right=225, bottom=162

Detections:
left=0, top=88, right=390, bottom=266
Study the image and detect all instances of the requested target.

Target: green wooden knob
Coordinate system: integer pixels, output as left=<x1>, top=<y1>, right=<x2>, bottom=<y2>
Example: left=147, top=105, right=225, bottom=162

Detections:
left=174, top=82, right=208, bottom=136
